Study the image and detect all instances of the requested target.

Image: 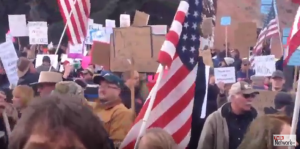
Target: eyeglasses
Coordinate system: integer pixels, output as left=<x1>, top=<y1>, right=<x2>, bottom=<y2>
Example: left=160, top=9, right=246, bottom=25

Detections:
left=243, top=94, right=256, bottom=99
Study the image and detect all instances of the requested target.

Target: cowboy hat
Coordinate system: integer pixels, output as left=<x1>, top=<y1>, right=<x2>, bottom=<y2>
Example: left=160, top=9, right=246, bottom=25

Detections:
left=30, top=71, right=62, bottom=85
left=17, top=57, right=31, bottom=78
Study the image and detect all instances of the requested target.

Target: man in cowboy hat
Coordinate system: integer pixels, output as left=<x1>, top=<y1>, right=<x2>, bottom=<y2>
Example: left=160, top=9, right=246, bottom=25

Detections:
left=93, top=73, right=134, bottom=147
left=31, top=71, right=62, bottom=97
left=17, top=57, right=39, bottom=87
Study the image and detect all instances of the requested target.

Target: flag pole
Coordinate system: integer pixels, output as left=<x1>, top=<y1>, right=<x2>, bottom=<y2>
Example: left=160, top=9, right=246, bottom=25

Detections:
left=133, top=65, right=164, bottom=149
left=48, top=0, right=79, bottom=71
left=273, top=0, right=285, bottom=56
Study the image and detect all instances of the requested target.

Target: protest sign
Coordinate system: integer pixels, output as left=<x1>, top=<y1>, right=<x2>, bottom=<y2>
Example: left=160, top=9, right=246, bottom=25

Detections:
left=28, top=22, right=48, bottom=44
left=91, top=41, right=110, bottom=68
left=81, top=56, right=91, bottom=69
left=252, top=90, right=276, bottom=116
left=85, top=19, right=94, bottom=44
left=105, top=19, right=116, bottom=28
left=8, top=15, right=28, bottom=37
left=151, top=25, right=167, bottom=35
left=0, top=41, right=19, bottom=85
left=68, top=41, right=86, bottom=59
left=110, top=27, right=160, bottom=72
left=214, top=67, right=236, bottom=84
left=120, top=14, right=130, bottom=27
left=260, top=5, right=271, bottom=14
left=36, top=54, right=58, bottom=69
left=92, top=28, right=110, bottom=43
left=234, top=22, right=257, bottom=58
left=201, top=18, right=214, bottom=37
left=132, top=10, right=149, bottom=26
left=199, top=50, right=214, bottom=67
left=254, top=55, right=276, bottom=76
left=221, top=16, right=231, bottom=26
left=152, top=35, right=165, bottom=60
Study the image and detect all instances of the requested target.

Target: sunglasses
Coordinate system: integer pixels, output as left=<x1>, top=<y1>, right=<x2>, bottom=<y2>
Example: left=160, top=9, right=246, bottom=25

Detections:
left=243, top=94, right=256, bottom=99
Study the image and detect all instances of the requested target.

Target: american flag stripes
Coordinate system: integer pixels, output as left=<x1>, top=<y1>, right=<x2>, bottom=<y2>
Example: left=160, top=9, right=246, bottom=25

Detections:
left=283, top=6, right=300, bottom=65
left=251, top=0, right=279, bottom=65
left=120, top=0, right=207, bottom=148
left=58, top=0, right=90, bottom=44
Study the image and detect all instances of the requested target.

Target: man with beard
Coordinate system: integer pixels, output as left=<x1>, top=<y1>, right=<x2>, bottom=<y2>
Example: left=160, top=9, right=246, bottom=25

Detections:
left=120, top=70, right=144, bottom=115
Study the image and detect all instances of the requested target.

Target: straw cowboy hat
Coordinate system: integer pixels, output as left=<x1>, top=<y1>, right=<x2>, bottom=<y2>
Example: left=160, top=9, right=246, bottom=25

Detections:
left=17, top=57, right=32, bottom=78
left=30, top=71, right=62, bottom=85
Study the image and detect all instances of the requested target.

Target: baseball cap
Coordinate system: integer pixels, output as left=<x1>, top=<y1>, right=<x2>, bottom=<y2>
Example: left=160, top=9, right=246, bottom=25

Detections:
left=229, top=81, right=259, bottom=95
left=274, top=92, right=294, bottom=109
left=42, top=56, right=51, bottom=63
left=271, top=70, right=284, bottom=79
left=93, top=73, right=124, bottom=88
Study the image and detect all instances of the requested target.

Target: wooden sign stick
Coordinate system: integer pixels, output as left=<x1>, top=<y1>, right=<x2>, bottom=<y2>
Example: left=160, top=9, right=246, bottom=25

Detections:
left=128, top=58, right=136, bottom=116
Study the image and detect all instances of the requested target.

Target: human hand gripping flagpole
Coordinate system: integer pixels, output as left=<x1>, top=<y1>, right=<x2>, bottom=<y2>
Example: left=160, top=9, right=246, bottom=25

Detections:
left=48, top=0, right=79, bottom=71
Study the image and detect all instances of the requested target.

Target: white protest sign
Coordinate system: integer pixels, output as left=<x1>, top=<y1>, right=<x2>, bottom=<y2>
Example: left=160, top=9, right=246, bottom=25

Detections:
left=35, top=54, right=58, bottom=69
left=59, top=54, right=74, bottom=72
left=105, top=19, right=116, bottom=28
left=151, top=25, right=167, bottom=35
left=93, top=28, right=110, bottom=43
left=86, top=23, right=103, bottom=44
left=8, top=15, right=28, bottom=37
left=28, top=21, right=48, bottom=44
left=214, top=67, right=236, bottom=84
left=85, top=19, right=94, bottom=44
left=254, top=55, right=276, bottom=76
left=0, top=41, right=19, bottom=85
left=68, top=42, right=87, bottom=58
left=120, top=14, right=130, bottom=27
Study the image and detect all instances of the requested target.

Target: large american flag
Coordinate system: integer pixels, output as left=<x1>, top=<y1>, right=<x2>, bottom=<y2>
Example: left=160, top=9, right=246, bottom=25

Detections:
left=58, top=0, right=90, bottom=44
left=120, top=0, right=208, bottom=148
left=251, top=0, right=279, bottom=65
left=283, top=6, right=300, bottom=65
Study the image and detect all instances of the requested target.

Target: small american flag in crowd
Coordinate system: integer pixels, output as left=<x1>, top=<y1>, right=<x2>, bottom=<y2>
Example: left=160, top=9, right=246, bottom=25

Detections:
left=120, top=0, right=208, bottom=148
left=57, top=0, right=90, bottom=44
left=251, top=0, right=279, bottom=66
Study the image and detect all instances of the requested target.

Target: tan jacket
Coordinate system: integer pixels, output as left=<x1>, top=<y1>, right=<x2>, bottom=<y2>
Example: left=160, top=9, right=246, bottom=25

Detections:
left=197, top=104, right=229, bottom=149
left=94, top=103, right=134, bottom=146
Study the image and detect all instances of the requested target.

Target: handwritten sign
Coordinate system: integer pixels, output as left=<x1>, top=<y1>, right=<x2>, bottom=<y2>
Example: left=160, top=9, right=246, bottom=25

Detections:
left=8, top=15, right=28, bottom=37
left=111, top=27, right=159, bottom=72
left=254, top=55, right=276, bottom=76
left=28, top=22, right=48, bottom=44
left=214, top=67, right=236, bottom=84
left=0, top=41, right=19, bottom=85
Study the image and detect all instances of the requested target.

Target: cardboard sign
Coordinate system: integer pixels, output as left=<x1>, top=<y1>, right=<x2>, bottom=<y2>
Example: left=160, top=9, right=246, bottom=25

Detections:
left=199, top=50, right=214, bottom=67
left=132, top=10, right=150, bottom=26
left=91, top=41, right=110, bottom=68
left=234, top=22, right=257, bottom=58
left=201, top=18, right=214, bottom=37
left=252, top=90, right=295, bottom=116
left=235, top=22, right=257, bottom=46
left=110, top=26, right=160, bottom=72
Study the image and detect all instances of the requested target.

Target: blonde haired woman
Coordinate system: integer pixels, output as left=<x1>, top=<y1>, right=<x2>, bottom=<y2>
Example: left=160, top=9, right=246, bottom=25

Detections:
left=11, top=85, right=34, bottom=119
